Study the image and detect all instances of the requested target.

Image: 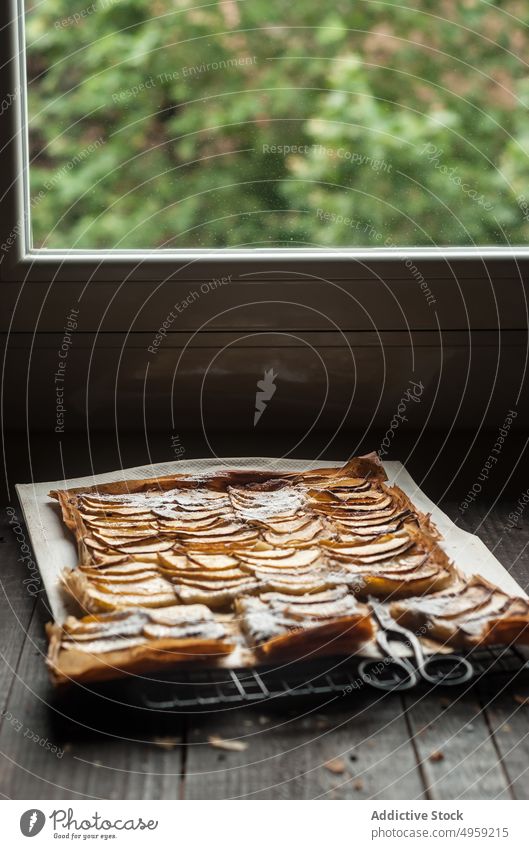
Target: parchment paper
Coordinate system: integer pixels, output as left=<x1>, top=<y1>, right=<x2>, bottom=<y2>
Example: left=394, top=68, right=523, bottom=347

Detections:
left=16, top=456, right=527, bottom=625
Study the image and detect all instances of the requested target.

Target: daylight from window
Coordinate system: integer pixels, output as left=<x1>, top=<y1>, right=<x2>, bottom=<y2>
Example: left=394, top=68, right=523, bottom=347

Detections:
left=25, top=0, right=529, bottom=249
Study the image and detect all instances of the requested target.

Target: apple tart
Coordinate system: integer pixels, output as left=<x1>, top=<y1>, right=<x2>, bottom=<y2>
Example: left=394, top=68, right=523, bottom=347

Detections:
left=45, top=453, right=528, bottom=684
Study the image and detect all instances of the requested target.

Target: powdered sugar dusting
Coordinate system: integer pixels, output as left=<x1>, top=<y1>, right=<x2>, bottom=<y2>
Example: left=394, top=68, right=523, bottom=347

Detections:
left=229, top=486, right=306, bottom=521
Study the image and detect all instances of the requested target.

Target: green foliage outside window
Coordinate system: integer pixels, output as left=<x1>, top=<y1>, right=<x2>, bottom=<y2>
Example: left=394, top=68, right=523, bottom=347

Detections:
left=25, top=0, right=529, bottom=248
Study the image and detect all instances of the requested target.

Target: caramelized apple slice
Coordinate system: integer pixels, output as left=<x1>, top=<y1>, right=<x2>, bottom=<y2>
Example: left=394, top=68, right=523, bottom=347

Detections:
left=113, top=537, right=176, bottom=554
left=186, top=552, right=240, bottom=570
left=390, top=576, right=529, bottom=646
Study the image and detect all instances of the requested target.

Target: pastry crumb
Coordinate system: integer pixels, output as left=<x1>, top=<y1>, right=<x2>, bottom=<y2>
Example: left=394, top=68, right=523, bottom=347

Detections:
left=208, top=734, right=248, bottom=752
left=324, top=757, right=346, bottom=774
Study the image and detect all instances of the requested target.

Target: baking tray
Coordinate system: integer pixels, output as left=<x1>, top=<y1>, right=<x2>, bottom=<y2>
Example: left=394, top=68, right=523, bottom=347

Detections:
left=142, top=646, right=529, bottom=710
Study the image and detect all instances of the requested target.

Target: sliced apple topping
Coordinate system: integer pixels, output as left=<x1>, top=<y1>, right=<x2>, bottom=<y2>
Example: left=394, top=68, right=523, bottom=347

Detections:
left=237, top=594, right=372, bottom=659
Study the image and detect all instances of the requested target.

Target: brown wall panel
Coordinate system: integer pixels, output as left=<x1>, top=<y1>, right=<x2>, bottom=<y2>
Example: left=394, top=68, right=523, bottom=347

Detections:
left=2, top=331, right=526, bottom=434
left=3, top=275, right=528, bottom=333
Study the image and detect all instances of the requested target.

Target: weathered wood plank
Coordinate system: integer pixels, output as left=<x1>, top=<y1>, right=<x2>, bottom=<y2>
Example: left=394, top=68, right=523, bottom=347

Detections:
left=403, top=687, right=513, bottom=800
left=0, top=514, right=38, bottom=719
left=455, top=503, right=529, bottom=595
left=0, top=598, right=186, bottom=799
left=477, top=674, right=529, bottom=800
left=184, top=688, right=424, bottom=800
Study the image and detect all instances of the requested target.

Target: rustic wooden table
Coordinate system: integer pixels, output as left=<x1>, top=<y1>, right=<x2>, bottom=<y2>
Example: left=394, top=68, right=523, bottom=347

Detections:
left=1, top=434, right=528, bottom=800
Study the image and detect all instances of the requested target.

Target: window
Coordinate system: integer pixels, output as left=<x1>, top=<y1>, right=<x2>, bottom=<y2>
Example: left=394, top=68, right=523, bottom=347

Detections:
left=19, top=0, right=529, bottom=252
left=2, top=0, right=529, bottom=304
left=0, top=2, right=526, bottom=444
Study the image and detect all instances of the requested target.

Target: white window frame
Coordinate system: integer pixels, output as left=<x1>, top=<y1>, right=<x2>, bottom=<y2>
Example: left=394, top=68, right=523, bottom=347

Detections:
left=1, top=0, right=529, bottom=319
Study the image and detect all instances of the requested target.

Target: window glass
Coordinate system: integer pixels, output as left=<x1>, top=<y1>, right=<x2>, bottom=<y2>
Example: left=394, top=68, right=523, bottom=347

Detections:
left=25, top=0, right=529, bottom=249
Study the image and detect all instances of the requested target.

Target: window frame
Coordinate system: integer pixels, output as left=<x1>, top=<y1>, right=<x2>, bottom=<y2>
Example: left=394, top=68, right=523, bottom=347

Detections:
left=2, top=0, right=529, bottom=298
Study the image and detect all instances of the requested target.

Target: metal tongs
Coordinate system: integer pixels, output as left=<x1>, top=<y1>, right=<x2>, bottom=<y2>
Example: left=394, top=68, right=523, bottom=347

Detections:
left=358, top=597, right=474, bottom=691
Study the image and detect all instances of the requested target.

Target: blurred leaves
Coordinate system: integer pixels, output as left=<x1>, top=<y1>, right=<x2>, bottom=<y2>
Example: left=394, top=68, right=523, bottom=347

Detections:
left=24, top=0, right=529, bottom=248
